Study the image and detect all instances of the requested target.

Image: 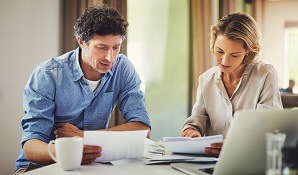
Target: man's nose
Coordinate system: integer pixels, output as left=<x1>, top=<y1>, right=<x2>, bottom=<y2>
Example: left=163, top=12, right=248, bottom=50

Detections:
left=105, top=49, right=114, bottom=62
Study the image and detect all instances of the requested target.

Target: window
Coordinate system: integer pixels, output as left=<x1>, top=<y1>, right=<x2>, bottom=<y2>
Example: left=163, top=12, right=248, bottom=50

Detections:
left=285, top=27, right=298, bottom=93
left=127, top=0, right=190, bottom=140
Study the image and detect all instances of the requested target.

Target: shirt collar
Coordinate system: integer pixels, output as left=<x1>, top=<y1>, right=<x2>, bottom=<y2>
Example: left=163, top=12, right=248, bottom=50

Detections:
left=215, top=61, right=257, bottom=82
left=72, top=48, right=84, bottom=81
left=242, top=61, right=256, bottom=76
left=216, top=65, right=222, bottom=81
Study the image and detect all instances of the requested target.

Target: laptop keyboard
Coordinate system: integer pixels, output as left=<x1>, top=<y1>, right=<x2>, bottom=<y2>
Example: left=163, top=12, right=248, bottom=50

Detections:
left=199, top=168, right=214, bottom=174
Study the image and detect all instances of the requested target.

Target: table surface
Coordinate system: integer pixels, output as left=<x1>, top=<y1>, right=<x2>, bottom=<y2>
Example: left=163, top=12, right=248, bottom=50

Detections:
left=23, top=158, right=186, bottom=175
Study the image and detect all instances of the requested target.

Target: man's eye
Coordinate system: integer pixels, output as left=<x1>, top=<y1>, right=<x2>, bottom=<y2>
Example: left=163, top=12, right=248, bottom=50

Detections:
left=217, top=50, right=224, bottom=54
left=97, top=47, right=106, bottom=50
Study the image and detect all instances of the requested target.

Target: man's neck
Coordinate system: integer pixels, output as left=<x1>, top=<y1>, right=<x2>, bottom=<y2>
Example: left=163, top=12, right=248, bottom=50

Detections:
left=79, top=56, right=102, bottom=81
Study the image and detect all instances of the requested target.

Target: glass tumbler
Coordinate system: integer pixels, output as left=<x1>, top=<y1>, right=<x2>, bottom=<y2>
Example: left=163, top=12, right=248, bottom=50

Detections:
left=265, top=131, right=286, bottom=175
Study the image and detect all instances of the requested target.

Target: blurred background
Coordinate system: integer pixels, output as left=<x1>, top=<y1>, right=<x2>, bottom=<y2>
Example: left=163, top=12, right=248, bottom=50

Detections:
left=1, top=0, right=298, bottom=174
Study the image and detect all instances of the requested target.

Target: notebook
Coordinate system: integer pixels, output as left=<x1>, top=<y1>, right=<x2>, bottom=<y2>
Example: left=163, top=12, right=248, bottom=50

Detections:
left=171, top=108, right=298, bottom=175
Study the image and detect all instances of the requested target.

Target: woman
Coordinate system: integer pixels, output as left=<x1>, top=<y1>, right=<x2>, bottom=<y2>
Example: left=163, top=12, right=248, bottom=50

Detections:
left=180, top=12, right=283, bottom=154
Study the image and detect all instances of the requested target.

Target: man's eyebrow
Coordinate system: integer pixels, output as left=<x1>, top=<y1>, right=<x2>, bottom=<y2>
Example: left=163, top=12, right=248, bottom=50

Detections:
left=95, top=43, right=122, bottom=46
left=95, top=44, right=107, bottom=46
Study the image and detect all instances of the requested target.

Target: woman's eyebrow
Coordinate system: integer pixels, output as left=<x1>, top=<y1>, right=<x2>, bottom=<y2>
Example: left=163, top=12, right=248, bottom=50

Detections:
left=216, top=47, right=244, bottom=54
left=216, top=46, right=221, bottom=49
left=231, top=51, right=243, bottom=54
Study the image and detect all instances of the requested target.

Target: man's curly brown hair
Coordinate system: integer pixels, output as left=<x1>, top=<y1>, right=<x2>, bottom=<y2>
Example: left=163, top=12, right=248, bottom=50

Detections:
left=74, top=5, right=129, bottom=43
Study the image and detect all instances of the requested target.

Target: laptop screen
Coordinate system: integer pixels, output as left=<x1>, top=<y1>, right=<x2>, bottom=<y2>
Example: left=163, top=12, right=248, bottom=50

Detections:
left=171, top=109, right=298, bottom=175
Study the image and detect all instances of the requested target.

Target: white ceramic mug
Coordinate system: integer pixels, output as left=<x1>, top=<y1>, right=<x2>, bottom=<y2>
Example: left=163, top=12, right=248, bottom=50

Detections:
left=48, top=137, right=83, bottom=171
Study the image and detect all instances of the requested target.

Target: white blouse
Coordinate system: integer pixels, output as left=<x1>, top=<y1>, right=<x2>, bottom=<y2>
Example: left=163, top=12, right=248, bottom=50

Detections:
left=182, top=61, right=283, bottom=138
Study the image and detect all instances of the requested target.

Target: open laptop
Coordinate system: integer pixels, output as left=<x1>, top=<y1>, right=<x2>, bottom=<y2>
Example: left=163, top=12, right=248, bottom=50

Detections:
left=171, top=108, right=298, bottom=175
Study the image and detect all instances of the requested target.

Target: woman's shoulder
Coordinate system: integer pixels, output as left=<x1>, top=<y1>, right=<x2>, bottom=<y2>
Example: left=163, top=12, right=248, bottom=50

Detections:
left=250, top=61, right=277, bottom=74
left=201, top=66, right=219, bottom=78
left=199, top=66, right=219, bottom=84
left=244, top=61, right=278, bottom=80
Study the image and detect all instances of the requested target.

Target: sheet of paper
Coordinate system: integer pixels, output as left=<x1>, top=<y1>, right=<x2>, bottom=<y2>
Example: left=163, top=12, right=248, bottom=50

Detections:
left=110, top=158, right=143, bottom=166
left=161, top=135, right=223, bottom=154
left=84, top=130, right=148, bottom=162
left=144, top=154, right=219, bottom=165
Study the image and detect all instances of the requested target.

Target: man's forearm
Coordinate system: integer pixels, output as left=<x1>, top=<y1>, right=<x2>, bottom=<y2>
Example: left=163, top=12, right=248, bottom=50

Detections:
left=105, top=121, right=150, bottom=138
left=23, top=139, right=55, bottom=165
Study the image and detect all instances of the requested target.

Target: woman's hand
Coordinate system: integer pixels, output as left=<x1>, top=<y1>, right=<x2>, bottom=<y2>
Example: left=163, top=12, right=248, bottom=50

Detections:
left=205, top=142, right=223, bottom=157
left=179, top=128, right=202, bottom=138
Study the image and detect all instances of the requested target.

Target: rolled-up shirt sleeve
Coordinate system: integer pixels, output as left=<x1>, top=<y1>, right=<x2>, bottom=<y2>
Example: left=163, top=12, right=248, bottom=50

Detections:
left=257, top=65, right=283, bottom=109
left=21, top=66, right=55, bottom=146
left=117, top=58, right=151, bottom=128
left=182, top=75, right=208, bottom=135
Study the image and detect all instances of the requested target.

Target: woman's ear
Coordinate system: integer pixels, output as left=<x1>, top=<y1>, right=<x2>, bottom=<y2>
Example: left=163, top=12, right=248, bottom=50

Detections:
left=245, top=51, right=249, bottom=56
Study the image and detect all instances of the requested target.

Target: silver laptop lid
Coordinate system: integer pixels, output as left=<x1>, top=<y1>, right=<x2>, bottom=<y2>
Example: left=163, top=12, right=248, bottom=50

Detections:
left=213, top=109, right=298, bottom=175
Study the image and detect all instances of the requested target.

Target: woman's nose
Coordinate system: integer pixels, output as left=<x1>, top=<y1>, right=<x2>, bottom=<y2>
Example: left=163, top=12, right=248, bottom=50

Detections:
left=221, top=54, right=230, bottom=64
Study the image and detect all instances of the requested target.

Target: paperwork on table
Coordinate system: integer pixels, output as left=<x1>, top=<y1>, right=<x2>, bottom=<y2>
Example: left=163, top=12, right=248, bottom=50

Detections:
left=84, top=130, right=148, bottom=162
left=161, top=135, right=223, bottom=154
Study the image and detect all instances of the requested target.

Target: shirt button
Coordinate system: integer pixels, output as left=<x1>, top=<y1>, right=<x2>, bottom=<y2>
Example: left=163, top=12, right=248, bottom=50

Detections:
left=86, top=88, right=91, bottom=92
left=85, top=124, right=89, bottom=128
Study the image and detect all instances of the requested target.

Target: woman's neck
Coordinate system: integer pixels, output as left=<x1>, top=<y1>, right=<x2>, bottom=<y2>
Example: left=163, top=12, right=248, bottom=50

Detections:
left=223, top=64, right=246, bottom=82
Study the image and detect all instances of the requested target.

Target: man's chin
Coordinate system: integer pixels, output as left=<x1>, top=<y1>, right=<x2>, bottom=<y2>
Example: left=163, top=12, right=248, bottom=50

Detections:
left=97, top=69, right=110, bottom=74
left=94, top=63, right=113, bottom=74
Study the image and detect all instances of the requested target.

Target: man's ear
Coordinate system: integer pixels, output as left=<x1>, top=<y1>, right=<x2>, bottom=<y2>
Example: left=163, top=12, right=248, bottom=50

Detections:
left=77, top=37, right=84, bottom=47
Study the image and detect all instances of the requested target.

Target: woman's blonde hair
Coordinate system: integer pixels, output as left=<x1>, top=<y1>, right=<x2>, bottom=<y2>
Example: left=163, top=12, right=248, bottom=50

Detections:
left=210, top=12, right=260, bottom=64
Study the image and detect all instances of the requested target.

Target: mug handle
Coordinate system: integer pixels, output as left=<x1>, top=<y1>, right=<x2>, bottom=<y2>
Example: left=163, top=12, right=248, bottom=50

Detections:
left=48, top=140, right=57, bottom=162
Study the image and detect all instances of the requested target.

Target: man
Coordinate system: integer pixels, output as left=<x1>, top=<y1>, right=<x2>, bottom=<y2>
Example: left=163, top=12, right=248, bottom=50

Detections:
left=285, top=79, right=295, bottom=93
left=15, top=5, right=151, bottom=174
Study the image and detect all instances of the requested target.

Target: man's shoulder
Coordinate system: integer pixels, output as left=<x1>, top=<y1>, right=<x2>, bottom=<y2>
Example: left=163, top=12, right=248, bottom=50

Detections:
left=28, top=50, right=78, bottom=83
left=38, top=50, right=77, bottom=72
left=111, top=54, right=134, bottom=72
left=116, top=54, right=130, bottom=64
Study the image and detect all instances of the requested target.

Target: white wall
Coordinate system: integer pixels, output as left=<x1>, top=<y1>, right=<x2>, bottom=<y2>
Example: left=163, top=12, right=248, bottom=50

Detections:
left=0, top=0, right=60, bottom=174
left=261, top=0, right=298, bottom=87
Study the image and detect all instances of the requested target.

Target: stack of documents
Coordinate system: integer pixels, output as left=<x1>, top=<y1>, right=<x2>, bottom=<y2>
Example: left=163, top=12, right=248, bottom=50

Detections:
left=144, top=135, right=223, bottom=164
left=144, top=138, right=166, bottom=158
left=161, top=135, right=223, bottom=154
left=144, top=154, right=219, bottom=165
left=84, top=130, right=222, bottom=165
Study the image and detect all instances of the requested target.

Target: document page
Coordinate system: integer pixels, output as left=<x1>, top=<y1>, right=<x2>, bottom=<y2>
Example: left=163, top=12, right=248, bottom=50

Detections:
left=145, top=154, right=219, bottom=165
left=84, top=130, right=148, bottom=162
left=161, top=135, right=223, bottom=154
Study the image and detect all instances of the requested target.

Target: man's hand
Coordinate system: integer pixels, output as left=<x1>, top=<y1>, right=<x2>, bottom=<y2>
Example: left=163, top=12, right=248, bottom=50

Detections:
left=179, top=128, right=202, bottom=138
left=205, top=142, right=223, bottom=157
left=54, top=123, right=83, bottom=138
left=54, top=123, right=102, bottom=164
left=81, top=145, right=102, bottom=165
